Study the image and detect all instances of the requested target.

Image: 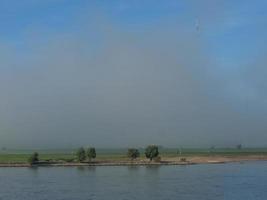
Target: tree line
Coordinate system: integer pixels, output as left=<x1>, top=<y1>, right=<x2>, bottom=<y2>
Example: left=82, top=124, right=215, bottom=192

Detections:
left=28, top=145, right=160, bottom=164
left=75, top=145, right=159, bottom=162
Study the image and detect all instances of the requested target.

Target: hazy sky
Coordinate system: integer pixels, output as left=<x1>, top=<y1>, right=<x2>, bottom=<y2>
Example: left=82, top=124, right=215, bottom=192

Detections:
left=0, top=0, right=267, bottom=149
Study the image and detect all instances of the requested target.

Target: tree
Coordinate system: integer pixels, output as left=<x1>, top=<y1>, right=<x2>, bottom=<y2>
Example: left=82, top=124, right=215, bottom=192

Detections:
left=237, top=144, right=242, bottom=150
left=76, top=147, right=86, bottom=162
left=28, top=152, right=39, bottom=165
left=145, top=145, right=159, bottom=161
left=127, top=148, right=140, bottom=160
left=87, top=147, right=96, bottom=161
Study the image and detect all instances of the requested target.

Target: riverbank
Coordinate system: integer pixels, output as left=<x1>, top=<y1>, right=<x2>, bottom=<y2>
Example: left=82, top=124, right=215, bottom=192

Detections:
left=1, top=155, right=267, bottom=167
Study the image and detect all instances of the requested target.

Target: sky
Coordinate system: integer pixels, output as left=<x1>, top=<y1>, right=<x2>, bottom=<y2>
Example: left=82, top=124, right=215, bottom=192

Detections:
left=0, top=0, right=267, bottom=149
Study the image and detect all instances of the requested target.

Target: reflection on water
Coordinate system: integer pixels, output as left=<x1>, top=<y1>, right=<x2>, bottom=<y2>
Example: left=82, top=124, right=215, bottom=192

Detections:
left=76, top=166, right=86, bottom=171
left=0, top=161, right=266, bottom=200
left=27, top=166, right=39, bottom=177
left=127, top=165, right=140, bottom=171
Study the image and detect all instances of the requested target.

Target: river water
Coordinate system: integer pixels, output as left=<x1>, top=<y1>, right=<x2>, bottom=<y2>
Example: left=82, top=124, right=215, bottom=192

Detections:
left=0, top=161, right=266, bottom=200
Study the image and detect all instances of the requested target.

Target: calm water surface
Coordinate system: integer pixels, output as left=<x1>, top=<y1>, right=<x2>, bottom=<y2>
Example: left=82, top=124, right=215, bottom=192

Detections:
left=0, top=161, right=266, bottom=200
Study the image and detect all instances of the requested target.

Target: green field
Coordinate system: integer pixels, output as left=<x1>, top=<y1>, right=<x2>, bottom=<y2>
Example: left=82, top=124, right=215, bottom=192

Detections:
left=1, top=148, right=267, bottom=164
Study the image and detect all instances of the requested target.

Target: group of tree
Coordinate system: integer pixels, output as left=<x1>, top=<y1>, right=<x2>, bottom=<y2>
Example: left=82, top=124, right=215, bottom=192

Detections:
left=127, top=148, right=140, bottom=160
left=76, top=145, right=160, bottom=162
left=28, top=145, right=161, bottom=165
left=144, top=145, right=159, bottom=161
left=76, top=147, right=96, bottom=162
left=127, top=145, right=160, bottom=161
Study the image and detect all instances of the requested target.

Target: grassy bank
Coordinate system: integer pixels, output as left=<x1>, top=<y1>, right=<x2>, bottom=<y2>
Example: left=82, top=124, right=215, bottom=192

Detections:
left=1, top=148, right=267, bottom=164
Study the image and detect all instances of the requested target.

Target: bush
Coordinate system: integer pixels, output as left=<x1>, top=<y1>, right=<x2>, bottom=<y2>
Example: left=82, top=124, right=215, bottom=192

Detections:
left=76, top=147, right=86, bottom=162
left=28, top=152, right=39, bottom=165
left=87, top=147, right=96, bottom=161
left=145, top=145, right=159, bottom=161
left=127, top=148, right=140, bottom=160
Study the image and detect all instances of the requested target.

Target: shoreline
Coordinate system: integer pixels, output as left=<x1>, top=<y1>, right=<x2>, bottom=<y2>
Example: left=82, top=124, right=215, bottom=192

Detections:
left=1, top=155, right=267, bottom=167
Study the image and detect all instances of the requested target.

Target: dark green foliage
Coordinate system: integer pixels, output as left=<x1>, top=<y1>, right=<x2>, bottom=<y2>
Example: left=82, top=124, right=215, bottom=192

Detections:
left=76, top=147, right=86, bottom=162
left=127, top=148, right=140, bottom=160
left=28, top=152, right=39, bottom=165
left=237, top=144, right=242, bottom=150
left=145, top=145, right=159, bottom=161
left=87, top=147, right=96, bottom=161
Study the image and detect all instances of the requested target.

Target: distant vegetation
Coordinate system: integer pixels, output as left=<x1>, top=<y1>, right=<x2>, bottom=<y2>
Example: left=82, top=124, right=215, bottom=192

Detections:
left=28, top=152, right=39, bottom=165
left=145, top=145, right=159, bottom=161
left=127, top=148, right=140, bottom=160
left=26, top=145, right=161, bottom=164
left=76, top=147, right=86, bottom=162
left=75, top=147, right=97, bottom=162
left=0, top=145, right=265, bottom=165
left=87, top=147, right=96, bottom=161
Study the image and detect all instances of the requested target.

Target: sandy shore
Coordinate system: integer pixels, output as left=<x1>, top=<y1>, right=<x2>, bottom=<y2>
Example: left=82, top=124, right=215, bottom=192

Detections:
left=164, top=155, right=267, bottom=164
left=0, top=155, right=267, bottom=167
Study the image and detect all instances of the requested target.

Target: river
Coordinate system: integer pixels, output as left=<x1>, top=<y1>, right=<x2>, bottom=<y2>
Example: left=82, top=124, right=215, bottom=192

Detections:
left=0, top=161, right=266, bottom=200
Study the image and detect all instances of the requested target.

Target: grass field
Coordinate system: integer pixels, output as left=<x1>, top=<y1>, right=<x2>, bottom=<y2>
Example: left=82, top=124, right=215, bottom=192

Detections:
left=1, top=148, right=267, bottom=164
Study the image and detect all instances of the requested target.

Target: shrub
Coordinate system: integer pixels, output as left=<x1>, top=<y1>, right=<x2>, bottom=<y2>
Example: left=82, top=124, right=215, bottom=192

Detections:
left=127, top=148, right=140, bottom=160
left=28, top=152, right=39, bottom=165
left=87, top=147, right=96, bottom=161
left=145, top=145, right=159, bottom=161
left=76, top=147, right=86, bottom=162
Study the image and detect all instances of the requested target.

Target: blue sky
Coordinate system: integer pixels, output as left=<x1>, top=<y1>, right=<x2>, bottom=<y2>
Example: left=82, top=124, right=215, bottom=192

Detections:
left=1, top=0, right=267, bottom=148
left=1, top=0, right=267, bottom=67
